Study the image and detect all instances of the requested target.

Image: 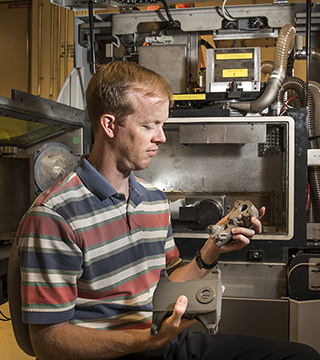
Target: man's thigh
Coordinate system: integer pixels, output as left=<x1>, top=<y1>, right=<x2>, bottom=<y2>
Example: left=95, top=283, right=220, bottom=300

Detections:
left=168, top=331, right=320, bottom=360
left=131, top=330, right=319, bottom=360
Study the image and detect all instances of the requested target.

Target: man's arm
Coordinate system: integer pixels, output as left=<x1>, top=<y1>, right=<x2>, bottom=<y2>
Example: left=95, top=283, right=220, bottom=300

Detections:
left=29, top=295, right=193, bottom=360
left=169, top=207, right=265, bottom=282
left=28, top=207, right=265, bottom=360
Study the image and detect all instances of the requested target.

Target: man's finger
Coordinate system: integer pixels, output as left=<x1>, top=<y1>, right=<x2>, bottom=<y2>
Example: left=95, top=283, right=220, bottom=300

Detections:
left=259, top=206, right=266, bottom=219
left=170, top=295, right=188, bottom=327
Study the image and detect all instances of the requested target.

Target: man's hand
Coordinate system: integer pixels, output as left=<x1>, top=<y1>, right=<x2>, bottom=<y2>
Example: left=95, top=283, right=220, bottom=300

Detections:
left=29, top=296, right=195, bottom=360
left=218, top=206, right=265, bottom=253
left=169, top=206, right=266, bottom=284
left=196, top=206, right=265, bottom=267
left=154, top=295, right=196, bottom=345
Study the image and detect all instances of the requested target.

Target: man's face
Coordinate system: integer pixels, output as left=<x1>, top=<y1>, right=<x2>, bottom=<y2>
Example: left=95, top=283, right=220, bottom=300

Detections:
left=113, top=90, right=168, bottom=173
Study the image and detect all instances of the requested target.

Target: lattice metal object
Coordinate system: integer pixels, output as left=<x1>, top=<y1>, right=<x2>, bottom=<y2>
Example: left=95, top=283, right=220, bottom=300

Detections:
left=208, top=200, right=259, bottom=248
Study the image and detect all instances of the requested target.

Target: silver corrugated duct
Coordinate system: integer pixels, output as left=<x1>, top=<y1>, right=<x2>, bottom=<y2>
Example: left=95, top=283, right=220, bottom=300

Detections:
left=230, top=24, right=295, bottom=113
left=309, top=81, right=320, bottom=148
left=277, top=76, right=306, bottom=108
left=277, top=77, right=320, bottom=222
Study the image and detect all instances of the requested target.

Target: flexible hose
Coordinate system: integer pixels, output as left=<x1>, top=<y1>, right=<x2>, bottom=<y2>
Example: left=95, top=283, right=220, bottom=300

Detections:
left=307, top=83, right=316, bottom=222
left=309, top=200, right=316, bottom=223
left=230, top=24, right=296, bottom=113
left=307, top=81, right=320, bottom=222
left=309, top=81, right=320, bottom=148
left=273, top=24, right=295, bottom=70
left=277, top=78, right=320, bottom=221
left=277, top=76, right=306, bottom=108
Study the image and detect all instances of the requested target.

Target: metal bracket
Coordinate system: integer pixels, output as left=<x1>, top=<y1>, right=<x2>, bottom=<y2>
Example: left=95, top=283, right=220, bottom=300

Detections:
left=208, top=200, right=259, bottom=248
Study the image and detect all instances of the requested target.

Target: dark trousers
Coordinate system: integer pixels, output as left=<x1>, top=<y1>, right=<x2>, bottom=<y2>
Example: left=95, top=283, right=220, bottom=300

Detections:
left=120, top=330, right=320, bottom=360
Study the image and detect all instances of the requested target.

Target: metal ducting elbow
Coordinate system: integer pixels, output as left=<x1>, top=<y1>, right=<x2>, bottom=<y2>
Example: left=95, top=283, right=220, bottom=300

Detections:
left=261, top=60, right=274, bottom=79
left=230, top=24, right=296, bottom=113
left=311, top=48, right=320, bottom=66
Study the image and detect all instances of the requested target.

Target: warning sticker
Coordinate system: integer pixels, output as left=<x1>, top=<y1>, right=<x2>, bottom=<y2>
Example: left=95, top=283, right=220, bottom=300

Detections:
left=222, top=69, right=249, bottom=78
left=216, top=53, right=253, bottom=60
left=173, top=94, right=206, bottom=100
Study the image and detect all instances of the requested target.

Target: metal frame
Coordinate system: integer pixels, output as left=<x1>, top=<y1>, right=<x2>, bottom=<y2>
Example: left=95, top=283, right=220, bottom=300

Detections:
left=157, top=116, right=295, bottom=242
left=111, top=5, right=295, bottom=35
left=0, top=90, right=90, bottom=151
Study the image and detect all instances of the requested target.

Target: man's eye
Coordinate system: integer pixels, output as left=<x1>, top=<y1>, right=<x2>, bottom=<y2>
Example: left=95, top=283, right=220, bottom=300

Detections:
left=143, top=124, right=156, bottom=129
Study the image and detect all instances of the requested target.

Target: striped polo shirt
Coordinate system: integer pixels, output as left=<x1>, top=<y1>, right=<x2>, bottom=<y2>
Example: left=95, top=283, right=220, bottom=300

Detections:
left=17, top=157, right=181, bottom=330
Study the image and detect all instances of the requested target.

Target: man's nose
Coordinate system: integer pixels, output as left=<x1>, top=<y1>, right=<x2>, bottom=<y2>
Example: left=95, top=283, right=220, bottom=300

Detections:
left=154, top=126, right=166, bottom=143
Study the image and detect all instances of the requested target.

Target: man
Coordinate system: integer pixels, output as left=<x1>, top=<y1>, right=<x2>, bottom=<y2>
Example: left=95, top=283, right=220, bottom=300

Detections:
left=17, top=61, right=319, bottom=359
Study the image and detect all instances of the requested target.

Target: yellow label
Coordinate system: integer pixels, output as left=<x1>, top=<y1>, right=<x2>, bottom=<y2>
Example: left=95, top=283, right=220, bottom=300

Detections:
left=173, top=94, right=206, bottom=100
left=223, top=68, right=248, bottom=78
left=216, top=53, right=253, bottom=60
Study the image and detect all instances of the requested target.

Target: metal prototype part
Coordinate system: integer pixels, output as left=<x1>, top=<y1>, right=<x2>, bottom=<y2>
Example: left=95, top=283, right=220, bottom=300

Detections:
left=208, top=200, right=259, bottom=248
left=151, top=268, right=222, bottom=336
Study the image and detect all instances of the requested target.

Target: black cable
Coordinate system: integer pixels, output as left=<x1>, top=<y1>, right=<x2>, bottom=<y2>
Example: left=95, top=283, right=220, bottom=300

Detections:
left=88, top=0, right=96, bottom=74
left=0, top=310, right=11, bottom=321
left=119, top=35, right=146, bottom=48
left=309, top=135, right=320, bottom=141
left=159, top=0, right=180, bottom=28
left=200, top=39, right=214, bottom=49
left=115, top=0, right=178, bottom=28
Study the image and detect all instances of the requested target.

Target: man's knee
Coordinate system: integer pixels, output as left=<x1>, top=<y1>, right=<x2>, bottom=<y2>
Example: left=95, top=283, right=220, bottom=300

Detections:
left=288, top=342, right=320, bottom=359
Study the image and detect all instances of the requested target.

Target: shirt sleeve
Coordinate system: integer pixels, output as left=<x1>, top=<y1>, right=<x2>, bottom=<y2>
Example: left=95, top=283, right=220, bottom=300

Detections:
left=17, top=205, right=83, bottom=324
left=164, top=221, right=182, bottom=270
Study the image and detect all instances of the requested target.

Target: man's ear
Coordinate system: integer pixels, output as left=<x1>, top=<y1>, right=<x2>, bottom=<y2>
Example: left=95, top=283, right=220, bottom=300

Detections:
left=100, top=114, right=116, bottom=138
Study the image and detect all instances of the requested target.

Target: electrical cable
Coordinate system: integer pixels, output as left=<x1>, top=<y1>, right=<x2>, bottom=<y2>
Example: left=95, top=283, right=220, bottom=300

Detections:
left=0, top=310, right=11, bottom=321
left=88, top=0, right=96, bottom=73
left=119, top=35, right=146, bottom=48
left=221, top=0, right=236, bottom=22
left=288, top=262, right=318, bottom=280
left=200, top=39, right=214, bottom=49
left=159, top=0, right=180, bottom=28
left=112, top=35, right=121, bottom=49
left=223, top=2, right=236, bottom=21
left=308, top=134, right=320, bottom=141
left=279, top=96, right=298, bottom=115
left=219, top=1, right=267, bottom=32
left=287, top=262, right=320, bottom=293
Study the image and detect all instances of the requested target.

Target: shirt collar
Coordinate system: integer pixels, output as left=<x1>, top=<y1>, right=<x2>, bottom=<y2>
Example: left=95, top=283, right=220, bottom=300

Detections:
left=76, top=157, right=148, bottom=201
